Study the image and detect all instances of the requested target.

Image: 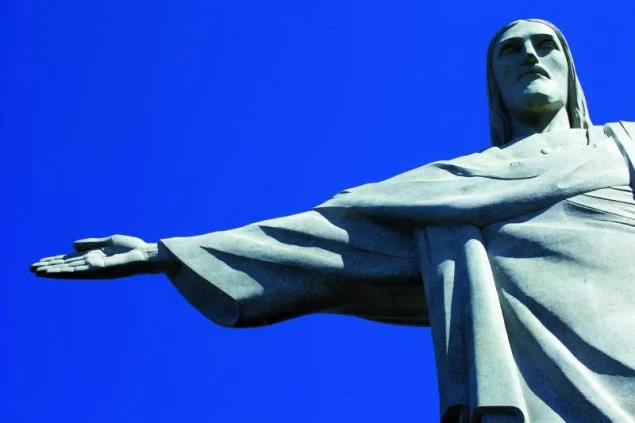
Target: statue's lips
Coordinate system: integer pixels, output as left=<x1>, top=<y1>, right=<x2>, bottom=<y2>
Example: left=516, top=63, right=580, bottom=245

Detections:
left=518, top=67, right=549, bottom=80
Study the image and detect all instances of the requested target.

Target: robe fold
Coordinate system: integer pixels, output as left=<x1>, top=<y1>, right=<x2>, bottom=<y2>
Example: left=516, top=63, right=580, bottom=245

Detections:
left=160, top=122, right=635, bottom=422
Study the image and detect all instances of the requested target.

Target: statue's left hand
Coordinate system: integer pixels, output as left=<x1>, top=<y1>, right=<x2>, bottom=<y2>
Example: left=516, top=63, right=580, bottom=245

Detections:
left=29, top=235, right=166, bottom=279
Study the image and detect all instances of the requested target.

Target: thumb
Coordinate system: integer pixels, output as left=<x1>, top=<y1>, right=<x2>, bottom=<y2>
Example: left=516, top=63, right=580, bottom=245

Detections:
left=73, top=236, right=113, bottom=252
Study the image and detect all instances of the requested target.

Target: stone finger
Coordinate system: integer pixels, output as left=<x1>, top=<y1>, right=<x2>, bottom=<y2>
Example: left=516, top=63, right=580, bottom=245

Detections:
left=38, top=254, right=67, bottom=263
left=73, top=237, right=112, bottom=252
left=63, top=254, right=92, bottom=264
left=35, top=267, right=64, bottom=276
left=72, top=265, right=90, bottom=272
left=68, top=260, right=88, bottom=268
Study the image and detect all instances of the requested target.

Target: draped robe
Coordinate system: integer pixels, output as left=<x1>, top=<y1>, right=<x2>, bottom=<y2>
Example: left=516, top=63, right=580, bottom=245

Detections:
left=160, top=122, right=635, bottom=422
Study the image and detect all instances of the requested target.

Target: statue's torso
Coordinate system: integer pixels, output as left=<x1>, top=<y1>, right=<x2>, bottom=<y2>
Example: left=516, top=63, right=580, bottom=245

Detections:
left=482, top=184, right=635, bottom=421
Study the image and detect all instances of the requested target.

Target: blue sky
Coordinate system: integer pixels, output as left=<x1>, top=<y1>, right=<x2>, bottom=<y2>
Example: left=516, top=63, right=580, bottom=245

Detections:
left=3, top=1, right=634, bottom=422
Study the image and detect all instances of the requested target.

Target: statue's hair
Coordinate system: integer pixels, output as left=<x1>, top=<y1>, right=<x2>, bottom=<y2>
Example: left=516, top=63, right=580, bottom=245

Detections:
left=486, top=19, right=592, bottom=146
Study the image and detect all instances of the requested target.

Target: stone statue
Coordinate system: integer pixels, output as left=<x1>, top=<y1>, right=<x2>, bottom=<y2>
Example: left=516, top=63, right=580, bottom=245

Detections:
left=30, top=19, right=635, bottom=422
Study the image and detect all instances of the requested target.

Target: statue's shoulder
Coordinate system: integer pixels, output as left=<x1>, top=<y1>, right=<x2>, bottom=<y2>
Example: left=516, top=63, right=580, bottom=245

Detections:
left=603, top=121, right=635, bottom=140
left=617, top=121, right=635, bottom=140
left=429, top=147, right=504, bottom=170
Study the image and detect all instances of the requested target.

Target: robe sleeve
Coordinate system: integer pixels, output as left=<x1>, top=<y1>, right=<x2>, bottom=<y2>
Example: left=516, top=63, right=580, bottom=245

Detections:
left=160, top=207, right=427, bottom=328
left=160, top=122, right=634, bottom=329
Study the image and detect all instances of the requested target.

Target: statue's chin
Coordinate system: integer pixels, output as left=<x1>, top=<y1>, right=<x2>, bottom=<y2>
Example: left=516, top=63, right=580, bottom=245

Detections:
left=511, top=89, right=562, bottom=117
left=517, top=80, right=560, bottom=108
left=521, top=93, right=553, bottom=110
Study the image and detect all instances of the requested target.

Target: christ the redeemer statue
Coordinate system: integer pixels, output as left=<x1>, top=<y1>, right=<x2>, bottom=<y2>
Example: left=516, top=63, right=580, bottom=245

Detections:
left=30, top=19, right=635, bottom=423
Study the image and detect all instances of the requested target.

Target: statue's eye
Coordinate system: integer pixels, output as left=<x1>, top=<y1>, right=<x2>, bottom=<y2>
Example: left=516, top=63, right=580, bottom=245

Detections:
left=538, top=39, right=558, bottom=50
left=499, top=44, right=519, bottom=56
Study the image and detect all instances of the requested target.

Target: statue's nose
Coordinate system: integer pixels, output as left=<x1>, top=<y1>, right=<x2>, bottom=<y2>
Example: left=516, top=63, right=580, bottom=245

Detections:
left=521, top=40, right=539, bottom=65
left=523, top=52, right=539, bottom=65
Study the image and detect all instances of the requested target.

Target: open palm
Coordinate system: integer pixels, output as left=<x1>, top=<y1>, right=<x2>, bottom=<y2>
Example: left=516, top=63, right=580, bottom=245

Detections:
left=30, top=235, right=152, bottom=279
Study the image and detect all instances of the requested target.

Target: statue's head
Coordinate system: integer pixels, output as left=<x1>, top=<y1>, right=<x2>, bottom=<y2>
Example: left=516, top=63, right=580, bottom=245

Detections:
left=486, top=19, right=592, bottom=146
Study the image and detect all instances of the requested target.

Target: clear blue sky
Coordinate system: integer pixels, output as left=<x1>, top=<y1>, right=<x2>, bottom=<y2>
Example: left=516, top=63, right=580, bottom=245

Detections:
left=3, top=1, right=634, bottom=422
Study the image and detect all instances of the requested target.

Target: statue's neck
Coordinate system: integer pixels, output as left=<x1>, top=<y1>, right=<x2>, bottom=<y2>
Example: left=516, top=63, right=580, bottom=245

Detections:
left=508, top=107, right=571, bottom=142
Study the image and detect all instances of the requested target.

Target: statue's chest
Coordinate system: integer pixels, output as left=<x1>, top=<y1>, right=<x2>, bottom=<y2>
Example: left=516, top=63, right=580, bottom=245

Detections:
left=485, top=186, right=635, bottom=271
left=501, top=129, right=590, bottom=160
left=566, top=185, right=635, bottom=221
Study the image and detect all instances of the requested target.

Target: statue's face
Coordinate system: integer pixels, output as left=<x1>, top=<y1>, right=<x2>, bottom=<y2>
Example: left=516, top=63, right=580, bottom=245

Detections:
left=492, top=21, right=569, bottom=118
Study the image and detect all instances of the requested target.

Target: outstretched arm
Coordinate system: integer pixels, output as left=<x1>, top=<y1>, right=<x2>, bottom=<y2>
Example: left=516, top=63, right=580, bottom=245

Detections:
left=28, top=209, right=428, bottom=328
left=158, top=207, right=426, bottom=327
left=30, top=235, right=180, bottom=279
